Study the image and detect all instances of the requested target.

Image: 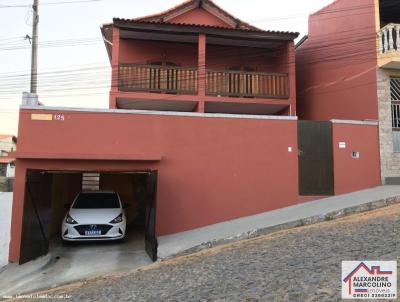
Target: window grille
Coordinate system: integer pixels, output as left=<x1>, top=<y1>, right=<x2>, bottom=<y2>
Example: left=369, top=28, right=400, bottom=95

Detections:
left=391, top=78, right=400, bottom=101
left=391, top=78, right=400, bottom=151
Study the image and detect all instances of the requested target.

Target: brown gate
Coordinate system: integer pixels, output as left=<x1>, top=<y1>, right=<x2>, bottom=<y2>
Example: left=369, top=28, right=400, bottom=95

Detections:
left=298, top=121, right=334, bottom=196
left=20, top=170, right=53, bottom=264
left=144, top=170, right=158, bottom=261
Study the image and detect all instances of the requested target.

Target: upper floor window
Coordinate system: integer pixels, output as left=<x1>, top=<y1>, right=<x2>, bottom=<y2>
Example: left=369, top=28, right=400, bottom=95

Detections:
left=391, top=78, right=400, bottom=151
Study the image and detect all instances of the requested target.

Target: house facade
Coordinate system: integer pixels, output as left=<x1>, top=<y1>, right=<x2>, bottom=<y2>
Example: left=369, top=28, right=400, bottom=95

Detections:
left=8, top=0, right=382, bottom=265
left=296, top=0, right=400, bottom=184
left=9, top=0, right=303, bottom=264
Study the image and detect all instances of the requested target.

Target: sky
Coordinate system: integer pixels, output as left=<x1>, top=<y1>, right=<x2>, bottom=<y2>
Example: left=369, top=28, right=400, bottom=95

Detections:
left=0, top=0, right=333, bottom=135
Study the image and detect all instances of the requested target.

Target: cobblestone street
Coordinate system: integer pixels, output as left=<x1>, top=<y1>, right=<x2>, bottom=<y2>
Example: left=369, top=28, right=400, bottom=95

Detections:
left=25, top=205, right=400, bottom=302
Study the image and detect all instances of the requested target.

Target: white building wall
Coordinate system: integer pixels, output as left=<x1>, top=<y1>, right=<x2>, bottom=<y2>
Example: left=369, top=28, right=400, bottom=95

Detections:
left=6, top=163, right=15, bottom=178
left=0, top=137, right=16, bottom=153
left=0, top=192, right=12, bottom=267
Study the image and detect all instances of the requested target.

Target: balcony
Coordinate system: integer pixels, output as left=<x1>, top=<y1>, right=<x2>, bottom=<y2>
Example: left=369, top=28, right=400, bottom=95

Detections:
left=118, top=64, right=289, bottom=99
left=119, top=64, right=198, bottom=94
left=378, top=23, right=400, bottom=69
left=206, top=70, right=289, bottom=99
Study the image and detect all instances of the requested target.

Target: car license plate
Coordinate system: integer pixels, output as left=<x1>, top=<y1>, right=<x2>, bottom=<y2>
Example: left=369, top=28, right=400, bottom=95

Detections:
left=85, top=229, right=101, bottom=236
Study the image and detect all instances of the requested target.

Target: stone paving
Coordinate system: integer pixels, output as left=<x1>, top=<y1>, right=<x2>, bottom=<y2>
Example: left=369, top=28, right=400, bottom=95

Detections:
left=13, top=204, right=400, bottom=302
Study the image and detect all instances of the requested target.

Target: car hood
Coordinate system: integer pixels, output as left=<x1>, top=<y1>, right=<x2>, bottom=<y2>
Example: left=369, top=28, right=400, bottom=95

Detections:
left=68, top=208, right=123, bottom=224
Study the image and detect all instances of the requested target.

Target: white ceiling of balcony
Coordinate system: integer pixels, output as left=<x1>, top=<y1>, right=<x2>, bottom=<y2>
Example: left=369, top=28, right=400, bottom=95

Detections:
left=116, top=98, right=198, bottom=112
left=204, top=101, right=288, bottom=115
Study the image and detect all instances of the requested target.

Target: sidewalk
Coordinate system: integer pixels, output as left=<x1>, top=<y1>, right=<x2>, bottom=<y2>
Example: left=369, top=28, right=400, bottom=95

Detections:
left=1, top=185, right=399, bottom=297
left=158, top=185, right=400, bottom=259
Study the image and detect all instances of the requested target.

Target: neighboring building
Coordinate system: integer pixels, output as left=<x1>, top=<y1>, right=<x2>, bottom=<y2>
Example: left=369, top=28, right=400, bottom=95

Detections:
left=296, top=0, right=400, bottom=184
left=0, top=158, right=15, bottom=178
left=0, top=135, right=17, bottom=156
left=0, top=135, right=16, bottom=192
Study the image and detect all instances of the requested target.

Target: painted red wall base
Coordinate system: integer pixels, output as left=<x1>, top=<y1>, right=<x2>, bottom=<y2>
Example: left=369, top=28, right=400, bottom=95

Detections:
left=332, top=122, right=381, bottom=195
left=9, top=108, right=299, bottom=263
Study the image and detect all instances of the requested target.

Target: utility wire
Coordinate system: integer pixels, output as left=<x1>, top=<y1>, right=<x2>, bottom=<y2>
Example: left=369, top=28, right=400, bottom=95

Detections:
left=0, top=0, right=104, bottom=8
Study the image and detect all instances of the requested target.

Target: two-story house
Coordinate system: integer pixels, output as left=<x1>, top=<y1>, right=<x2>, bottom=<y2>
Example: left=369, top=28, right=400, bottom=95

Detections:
left=101, top=0, right=298, bottom=116
left=8, top=0, right=382, bottom=265
left=296, top=0, right=400, bottom=184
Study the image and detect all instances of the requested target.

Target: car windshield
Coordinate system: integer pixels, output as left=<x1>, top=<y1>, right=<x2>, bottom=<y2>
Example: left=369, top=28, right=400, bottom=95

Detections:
left=73, top=193, right=120, bottom=209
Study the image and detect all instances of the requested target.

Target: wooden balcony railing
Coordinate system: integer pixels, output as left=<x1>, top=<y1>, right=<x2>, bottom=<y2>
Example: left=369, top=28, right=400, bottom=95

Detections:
left=206, top=70, right=289, bottom=98
left=119, top=64, right=198, bottom=94
left=118, top=64, right=289, bottom=99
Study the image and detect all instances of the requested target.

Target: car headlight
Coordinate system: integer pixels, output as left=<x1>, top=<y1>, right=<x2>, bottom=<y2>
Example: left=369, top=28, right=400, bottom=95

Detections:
left=110, top=213, right=123, bottom=224
left=66, top=214, right=77, bottom=224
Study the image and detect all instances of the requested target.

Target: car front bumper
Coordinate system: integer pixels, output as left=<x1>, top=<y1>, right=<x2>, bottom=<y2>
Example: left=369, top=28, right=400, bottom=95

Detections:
left=61, top=221, right=126, bottom=241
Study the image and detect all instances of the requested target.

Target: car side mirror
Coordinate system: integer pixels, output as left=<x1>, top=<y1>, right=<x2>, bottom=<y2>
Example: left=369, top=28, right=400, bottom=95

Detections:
left=64, top=203, right=71, bottom=209
left=122, top=203, right=130, bottom=209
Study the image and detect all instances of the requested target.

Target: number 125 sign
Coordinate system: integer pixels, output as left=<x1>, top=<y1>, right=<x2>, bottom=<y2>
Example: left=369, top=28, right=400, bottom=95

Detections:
left=53, top=114, right=65, bottom=121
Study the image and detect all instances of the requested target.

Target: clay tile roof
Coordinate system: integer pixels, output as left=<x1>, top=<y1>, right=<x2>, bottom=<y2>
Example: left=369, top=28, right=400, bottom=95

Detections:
left=135, top=0, right=259, bottom=31
left=0, top=157, right=15, bottom=164
left=105, top=0, right=299, bottom=37
left=0, top=135, right=14, bottom=140
left=113, top=18, right=299, bottom=36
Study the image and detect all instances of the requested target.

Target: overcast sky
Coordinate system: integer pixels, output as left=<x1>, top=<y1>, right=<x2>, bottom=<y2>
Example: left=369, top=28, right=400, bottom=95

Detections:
left=0, top=0, right=333, bottom=134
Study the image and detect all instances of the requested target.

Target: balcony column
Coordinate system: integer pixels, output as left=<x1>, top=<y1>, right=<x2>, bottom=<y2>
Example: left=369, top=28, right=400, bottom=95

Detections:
left=388, top=25, right=394, bottom=51
left=396, top=25, right=400, bottom=51
left=383, top=28, right=388, bottom=53
left=197, top=33, right=206, bottom=113
left=288, top=41, right=296, bottom=116
left=109, top=26, right=120, bottom=109
left=377, top=31, right=383, bottom=54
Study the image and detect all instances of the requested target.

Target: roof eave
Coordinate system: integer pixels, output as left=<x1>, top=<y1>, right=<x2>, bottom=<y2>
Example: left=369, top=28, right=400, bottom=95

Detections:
left=113, top=19, right=299, bottom=41
left=100, top=24, right=113, bottom=63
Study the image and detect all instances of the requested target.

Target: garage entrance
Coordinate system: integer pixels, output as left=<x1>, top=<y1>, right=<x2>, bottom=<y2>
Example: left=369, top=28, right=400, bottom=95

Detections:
left=19, top=169, right=158, bottom=264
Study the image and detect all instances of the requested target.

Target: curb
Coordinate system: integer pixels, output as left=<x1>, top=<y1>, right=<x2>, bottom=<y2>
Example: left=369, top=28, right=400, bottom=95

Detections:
left=160, top=195, right=400, bottom=260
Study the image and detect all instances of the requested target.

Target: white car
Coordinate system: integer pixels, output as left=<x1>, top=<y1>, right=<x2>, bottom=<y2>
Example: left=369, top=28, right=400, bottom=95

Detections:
left=61, top=191, right=126, bottom=242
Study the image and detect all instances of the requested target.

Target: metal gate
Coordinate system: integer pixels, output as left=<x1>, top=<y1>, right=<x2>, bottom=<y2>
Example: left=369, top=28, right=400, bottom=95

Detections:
left=298, top=121, right=334, bottom=196
left=144, top=170, right=158, bottom=261
left=20, top=170, right=53, bottom=264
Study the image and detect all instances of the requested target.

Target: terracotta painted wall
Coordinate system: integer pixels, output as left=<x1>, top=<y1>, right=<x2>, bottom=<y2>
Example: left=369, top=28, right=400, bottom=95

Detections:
left=167, top=7, right=231, bottom=27
left=119, top=40, right=198, bottom=67
left=332, top=122, right=381, bottom=194
left=119, top=39, right=290, bottom=74
left=296, top=0, right=379, bottom=121
left=206, top=44, right=289, bottom=73
left=9, top=108, right=299, bottom=262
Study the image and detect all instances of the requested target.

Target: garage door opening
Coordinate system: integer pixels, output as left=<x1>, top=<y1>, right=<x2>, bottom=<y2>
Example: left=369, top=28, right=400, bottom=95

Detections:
left=19, top=169, right=158, bottom=265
